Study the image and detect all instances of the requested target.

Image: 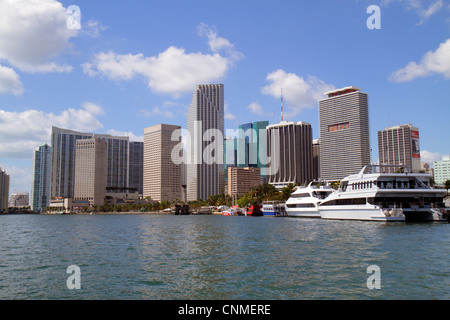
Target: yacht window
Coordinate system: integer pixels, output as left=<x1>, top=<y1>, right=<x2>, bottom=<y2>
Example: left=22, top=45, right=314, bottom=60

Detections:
left=291, top=193, right=309, bottom=198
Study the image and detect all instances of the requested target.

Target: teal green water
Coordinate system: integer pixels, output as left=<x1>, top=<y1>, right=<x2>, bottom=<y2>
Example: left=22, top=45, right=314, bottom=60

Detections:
left=0, top=214, right=448, bottom=300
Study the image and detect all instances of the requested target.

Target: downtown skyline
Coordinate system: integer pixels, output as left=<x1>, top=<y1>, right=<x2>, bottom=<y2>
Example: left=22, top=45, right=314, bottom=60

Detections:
left=0, top=0, right=449, bottom=194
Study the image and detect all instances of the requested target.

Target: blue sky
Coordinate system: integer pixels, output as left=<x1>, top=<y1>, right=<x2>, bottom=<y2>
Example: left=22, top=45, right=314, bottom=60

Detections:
left=0, top=0, right=449, bottom=194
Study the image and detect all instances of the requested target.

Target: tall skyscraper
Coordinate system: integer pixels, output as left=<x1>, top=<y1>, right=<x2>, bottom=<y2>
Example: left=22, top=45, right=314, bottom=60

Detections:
left=31, top=143, right=52, bottom=213
left=50, top=126, right=132, bottom=198
left=266, top=121, right=313, bottom=189
left=0, top=167, right=10, bottom=213
left=51, top=127, right=93, bottom=198
left=318, top=86, right=370, bottom=180
left=143, top=124, right=182, bottom=202
left=378, top=124, right=421, bottom=173
left=73, top=138, right=107, bottom=206
left=186, top=84, right=224, bottom=201
left=237, top=121, right=269, bottom=169
left=129, top=141, right=144, bottom=194
left=95, top=133, right=130, bottom=193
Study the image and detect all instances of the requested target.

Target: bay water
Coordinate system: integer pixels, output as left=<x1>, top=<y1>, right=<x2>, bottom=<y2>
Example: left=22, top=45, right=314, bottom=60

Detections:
left=0, top=214, right=448, bottom=300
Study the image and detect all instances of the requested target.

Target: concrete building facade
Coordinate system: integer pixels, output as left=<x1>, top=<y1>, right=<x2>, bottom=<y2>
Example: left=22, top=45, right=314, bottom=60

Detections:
left=378, top=124, right=421, bottom=173
left=73, top=138, right=107, bottom=206
left=434, top=156, right=450, bottom=185
left=266, top=121, right=313, bottom=189
left=143, top=124, right=182, bottom=202
left=228, top=167, right=261, bottom=197
left=318, top=86, right=371, bottom=180
left=186, top=84, right=224, bottom=201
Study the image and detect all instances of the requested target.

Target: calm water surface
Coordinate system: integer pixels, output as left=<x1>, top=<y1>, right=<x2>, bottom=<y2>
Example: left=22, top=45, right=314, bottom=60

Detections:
left=0, top=214, right=448, bottom=300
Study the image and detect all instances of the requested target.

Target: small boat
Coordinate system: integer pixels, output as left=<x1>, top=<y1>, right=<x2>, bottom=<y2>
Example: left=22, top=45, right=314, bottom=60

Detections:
left=232, top=205, right=245, bottom=216
left=262, top=201, right=287, bottom=217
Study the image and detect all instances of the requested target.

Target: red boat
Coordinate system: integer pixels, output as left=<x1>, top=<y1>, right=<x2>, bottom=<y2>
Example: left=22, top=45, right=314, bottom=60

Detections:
left=246, top=205, right=263, bottom=216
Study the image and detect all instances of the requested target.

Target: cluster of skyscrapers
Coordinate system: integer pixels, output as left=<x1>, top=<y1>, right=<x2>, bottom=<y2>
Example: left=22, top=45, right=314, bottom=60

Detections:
left=26, top=83, right=448, bottom=213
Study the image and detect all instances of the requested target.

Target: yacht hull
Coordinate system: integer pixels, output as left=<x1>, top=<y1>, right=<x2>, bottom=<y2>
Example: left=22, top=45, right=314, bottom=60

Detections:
left=320, top=206, right=405, bottom=222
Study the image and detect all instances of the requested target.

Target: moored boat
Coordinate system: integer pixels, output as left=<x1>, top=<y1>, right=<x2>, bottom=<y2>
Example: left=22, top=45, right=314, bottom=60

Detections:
left=262, top=201, right=287, bottom=217
left=319, top=165, right=448, bottom=222
left=285, top=181, right=335, bottom=218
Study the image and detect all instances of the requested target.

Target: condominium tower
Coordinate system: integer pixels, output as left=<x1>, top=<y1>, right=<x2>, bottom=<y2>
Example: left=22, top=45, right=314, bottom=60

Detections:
left=266, top=121, right=313, bottom=189
left=434, top=156, right=450, bottom=185
left=186, top=84, right=224, bottom=201
left=50, top=126, right=139, bottom=198
left=31, top=143, right=52, bottom=213
left=143, top=124, right=182, bottom=202
left=378, top=124, right=421, bottom=172
left=51, top=127, right=93, bottom=198
left=0, top=167, right=9, bottom=213
left=129, top=141, right=144, bottom=194
left=318, top=86, right=371, bottom=180
left=73, top=138, right=107, bottom=206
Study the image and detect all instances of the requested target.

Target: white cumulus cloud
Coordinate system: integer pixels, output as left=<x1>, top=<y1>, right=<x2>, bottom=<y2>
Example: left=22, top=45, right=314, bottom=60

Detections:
left=390, top=38, right=450, bottom=82
left=247, top=102, right=265, bottom=115
left=0, top=65, right=24, bottom=95
left=420, top=150, right=447, bottom=166
left=83, top=24, right=243, bottom=97
left=0, top=102, right=104, bottom=158
left=261, top=69, right=335, bottom=118
left=0, top=0, right=78, bottom=73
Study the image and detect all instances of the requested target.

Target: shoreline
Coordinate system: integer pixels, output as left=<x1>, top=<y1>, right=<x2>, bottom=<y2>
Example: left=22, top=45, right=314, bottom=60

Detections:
left=40, top=211, right=171, bottom=215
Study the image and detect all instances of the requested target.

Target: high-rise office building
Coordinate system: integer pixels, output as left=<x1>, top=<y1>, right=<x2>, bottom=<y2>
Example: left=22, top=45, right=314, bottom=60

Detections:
left=237, top=121, right=269, bottom=169
left=318, top=86, right=370, bottom=180
left=0, top=167, right=10, bottom=213
left=143, top=124, right=182, bottom=202
left=51, top=126, right=133, bottom=198
left=31, top=143, right=52, bottom=213
left=95, top=133, right=130, bottom=193
left=51, top=127, right=93, bottom=198
left=186, top=84, right=224, bottom=201
left=73, top=138, right=107, bottom=206
left=266, top=121, right=313, bottom=189
left=378, top=124, right=421, bottom=173
left=129, top=141, right=144, bottom=194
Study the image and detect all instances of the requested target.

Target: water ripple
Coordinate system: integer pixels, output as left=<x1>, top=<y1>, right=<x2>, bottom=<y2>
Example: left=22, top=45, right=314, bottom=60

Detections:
left=0, top=214, right=448, bottom=299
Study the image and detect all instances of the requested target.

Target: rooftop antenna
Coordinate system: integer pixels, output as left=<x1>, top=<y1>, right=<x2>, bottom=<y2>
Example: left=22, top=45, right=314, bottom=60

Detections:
left=281, top=88, right=284, bottom=122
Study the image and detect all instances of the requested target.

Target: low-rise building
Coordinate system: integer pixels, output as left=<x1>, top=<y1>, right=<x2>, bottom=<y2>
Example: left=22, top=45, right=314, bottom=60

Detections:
left=228, top=167, right=261, bottom=197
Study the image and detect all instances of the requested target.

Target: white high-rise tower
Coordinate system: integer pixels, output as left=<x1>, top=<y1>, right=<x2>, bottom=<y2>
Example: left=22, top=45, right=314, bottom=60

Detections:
left=186, top=84, right=224, bottom=201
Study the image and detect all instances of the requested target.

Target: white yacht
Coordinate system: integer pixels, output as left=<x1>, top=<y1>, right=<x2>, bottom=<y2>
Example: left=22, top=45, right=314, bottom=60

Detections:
left=319, top=165, right=448, bottom=222
left=262, top=201, right=287, bottom=217
left=285, top=181, right=335, bottom=218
